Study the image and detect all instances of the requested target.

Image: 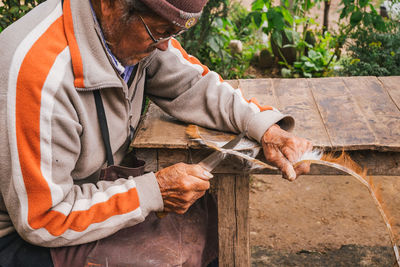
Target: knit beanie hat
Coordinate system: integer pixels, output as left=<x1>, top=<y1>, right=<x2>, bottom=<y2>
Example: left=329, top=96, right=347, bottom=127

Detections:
left=136, top=0, right=208, bottom=29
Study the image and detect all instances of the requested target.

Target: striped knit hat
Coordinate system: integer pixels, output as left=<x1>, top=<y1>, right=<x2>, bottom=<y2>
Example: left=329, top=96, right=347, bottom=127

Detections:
left=137, top=0, right=207, bottom=29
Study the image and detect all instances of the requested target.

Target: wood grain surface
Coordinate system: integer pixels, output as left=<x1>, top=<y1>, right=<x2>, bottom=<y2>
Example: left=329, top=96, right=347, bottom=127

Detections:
left=215, top=174, right=250, bottom=266
left=131, top=76, right=400, bottom=267
left=132, top=76, right=400, bottom=152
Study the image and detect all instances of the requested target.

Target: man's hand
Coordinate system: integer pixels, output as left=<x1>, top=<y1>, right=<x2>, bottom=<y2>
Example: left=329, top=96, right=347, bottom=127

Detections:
left=155, top=163, right=212, bottom=214
left=262, top=124, right=312, bottom=181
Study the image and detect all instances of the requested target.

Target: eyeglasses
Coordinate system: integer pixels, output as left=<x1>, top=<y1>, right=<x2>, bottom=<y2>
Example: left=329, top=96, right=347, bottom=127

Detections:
left=138, top=15, right=186, bottom=45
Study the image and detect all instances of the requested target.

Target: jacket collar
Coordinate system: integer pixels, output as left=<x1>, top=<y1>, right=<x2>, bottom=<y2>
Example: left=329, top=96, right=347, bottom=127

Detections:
left=62, top=0, right=156, bottom=91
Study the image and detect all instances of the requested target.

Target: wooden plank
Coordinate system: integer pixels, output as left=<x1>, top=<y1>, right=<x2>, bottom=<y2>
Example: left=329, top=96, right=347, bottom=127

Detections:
left=249, top=150, right=400, bottom=176
left=273, top=78, right=332, bottom=148
left=378, top=76, right=400, bottom=111
left=157, top=149, right=188, bottom=170
left=235, top=174, right=250, bottom=266
left=140, top=147, right=400, bottom=176
left=133, top=77, right=400, bottom=151
left=131, top=103, right=193, bottom=149
left=226, top=79, right=240, bottom=89
left=232, top=78, right=332, bottom=148
left=308, top=78, right=377, bottom=149
left=216, top=174, right=236, bottom=266
left=347, top=150, right=400, bottom=176
left=342, top=77, right=400, bottom=150
left=237, top=79, right=280, bottom=109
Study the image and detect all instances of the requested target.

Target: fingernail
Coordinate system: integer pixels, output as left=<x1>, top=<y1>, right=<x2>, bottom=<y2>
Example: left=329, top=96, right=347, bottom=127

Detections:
left=203, top=170, right=213, bottom=179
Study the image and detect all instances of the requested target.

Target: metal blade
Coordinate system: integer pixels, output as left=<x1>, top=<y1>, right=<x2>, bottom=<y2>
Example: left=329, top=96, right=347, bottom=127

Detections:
left=198, top=132, right=245, bottom=172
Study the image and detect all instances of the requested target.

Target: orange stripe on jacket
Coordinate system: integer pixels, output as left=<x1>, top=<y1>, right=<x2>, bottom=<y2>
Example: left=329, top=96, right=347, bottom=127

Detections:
left=37, top=189, right=139, bottom=236
left=237, top=88, right=273, bottom=111
left=63, top=0, right=84, bottom=88
left=250, top=97, right=273, bottom=111
left=171, top=39, right=212, bottom=78
left=15, top=15, right=140, bottom=236
left=171, top=39, right=273, bottom=112
left=16, top=16, right=66, bottom=231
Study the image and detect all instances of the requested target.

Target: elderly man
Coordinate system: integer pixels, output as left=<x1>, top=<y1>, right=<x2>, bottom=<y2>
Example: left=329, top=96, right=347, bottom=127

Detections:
left=0, top=0, right=311, bottom=266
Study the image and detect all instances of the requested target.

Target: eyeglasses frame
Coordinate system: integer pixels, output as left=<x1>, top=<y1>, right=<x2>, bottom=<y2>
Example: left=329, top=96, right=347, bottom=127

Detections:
left=138, top=15, right=186, bottom=45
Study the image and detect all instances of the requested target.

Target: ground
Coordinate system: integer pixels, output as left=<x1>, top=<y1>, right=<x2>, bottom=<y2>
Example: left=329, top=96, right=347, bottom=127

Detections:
left=249, top=175, right=400, bottom=266
left=229, top=1, right=399, bottom=265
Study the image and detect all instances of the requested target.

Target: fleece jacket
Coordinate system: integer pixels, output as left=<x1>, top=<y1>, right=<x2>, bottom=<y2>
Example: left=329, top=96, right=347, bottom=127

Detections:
left=0, top=0, right=294, bottom=247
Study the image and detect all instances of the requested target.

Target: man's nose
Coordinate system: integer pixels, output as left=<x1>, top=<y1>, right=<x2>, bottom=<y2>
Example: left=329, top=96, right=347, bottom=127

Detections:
left=154, top=40, right=169, bottom=51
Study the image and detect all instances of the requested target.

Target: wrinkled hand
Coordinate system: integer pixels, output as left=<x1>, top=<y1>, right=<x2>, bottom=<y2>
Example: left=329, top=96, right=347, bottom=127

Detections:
left=155, top=163, right=213, bottom=214
left=262, top=124, right=312, bottom=181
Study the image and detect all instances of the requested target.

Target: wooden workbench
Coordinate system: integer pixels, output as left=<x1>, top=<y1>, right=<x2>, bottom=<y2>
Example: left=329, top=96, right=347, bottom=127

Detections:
left=131, top=76, right=400, bottom=266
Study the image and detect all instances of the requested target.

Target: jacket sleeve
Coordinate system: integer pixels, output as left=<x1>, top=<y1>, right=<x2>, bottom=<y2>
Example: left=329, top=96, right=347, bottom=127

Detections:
left=0, top=0, right=164, bottom=248
left=145, top=39, right=294, bottom=143
left=4, top=84, right=163, bottom=247
left=3, top=54, right=163, bottom=248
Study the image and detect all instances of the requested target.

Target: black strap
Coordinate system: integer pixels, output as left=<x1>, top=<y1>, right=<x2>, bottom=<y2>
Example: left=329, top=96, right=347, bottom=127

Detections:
left=93, top=90, right=114, bottom=166
left=127, top=64, right=138, bottom=88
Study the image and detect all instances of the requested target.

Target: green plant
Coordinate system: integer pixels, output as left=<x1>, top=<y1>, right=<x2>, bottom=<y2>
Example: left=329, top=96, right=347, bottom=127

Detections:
left=340, top=23, right=400, bottom=76
left=330, top=0, right=400, bottom=63
left=179, top=0, right=263, bottom=79
left=250, top=0, right=320, bottom=48
left=206, top=17, right=250, bottom=78
left=282, top=31, right=338, bottom=77
left=0, top=0, right=45, bottom=33
left=339, top=0, right=386, bottom=31
left=249, top=0, right=339, bottom=78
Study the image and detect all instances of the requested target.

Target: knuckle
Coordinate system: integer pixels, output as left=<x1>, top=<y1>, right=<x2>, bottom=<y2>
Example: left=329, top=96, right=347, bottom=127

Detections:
left=306, top=141, right=313, bottom=150
left=194, top=164, right=205, bottom=173
left=293, top=138, right=302, bottom=148
left=198, top=190, right=206, bottom=198
left=205, top=182, right=210, bottom=190
left=176, top=209, right=186, bottom=215
left=181, top=203, right=191, bottom=211
left=176, top=162, right=186, bottom=169
left=287, top=137, right=297, bottom=145
left=181, top=194, right=192, bottom=202
left=180, top=180, right=192, bottom=191
left=184, top=201, right=192, bottom=208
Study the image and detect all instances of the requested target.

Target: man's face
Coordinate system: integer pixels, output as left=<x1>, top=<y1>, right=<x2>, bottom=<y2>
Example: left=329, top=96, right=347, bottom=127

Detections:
left=99, top=0, right=182, bottom=66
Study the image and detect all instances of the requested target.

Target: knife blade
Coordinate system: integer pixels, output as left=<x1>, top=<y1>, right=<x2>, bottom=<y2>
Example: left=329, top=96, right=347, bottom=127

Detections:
left=198, top=131, right=246, bottom=173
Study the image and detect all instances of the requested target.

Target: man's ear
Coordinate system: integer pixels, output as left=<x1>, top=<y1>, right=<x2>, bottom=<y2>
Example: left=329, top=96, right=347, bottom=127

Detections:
left=99, top=0, right=115, bottom=18
left=91, top=0, right=115, bottom=21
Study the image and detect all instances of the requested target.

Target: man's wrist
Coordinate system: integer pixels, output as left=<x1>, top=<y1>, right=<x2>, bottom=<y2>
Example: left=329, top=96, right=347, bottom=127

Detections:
left=262, top=124, right=280, bottom=143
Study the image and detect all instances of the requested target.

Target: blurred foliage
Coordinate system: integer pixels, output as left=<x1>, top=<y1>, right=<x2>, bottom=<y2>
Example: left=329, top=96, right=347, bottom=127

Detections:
left=248, top=0, right=398, bottom=78
left=0, top=0, right=45, bottom=32
left=340, top=21, right=400, bottom=76
left=2, top=0, right=400, bottom=78
left=250, top=0, right=340, bottom=78
left=179, top=0, right=264, bottom=79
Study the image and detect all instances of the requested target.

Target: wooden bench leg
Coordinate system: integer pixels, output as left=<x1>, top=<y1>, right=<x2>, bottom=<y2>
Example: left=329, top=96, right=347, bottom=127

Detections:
left=216, top=174, right=250, bottom=267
